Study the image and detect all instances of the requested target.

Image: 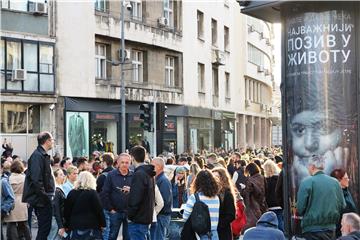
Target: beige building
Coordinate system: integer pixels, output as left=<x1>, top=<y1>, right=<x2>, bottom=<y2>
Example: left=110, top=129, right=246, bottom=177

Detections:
left=0, top=0, right=280, bottom=159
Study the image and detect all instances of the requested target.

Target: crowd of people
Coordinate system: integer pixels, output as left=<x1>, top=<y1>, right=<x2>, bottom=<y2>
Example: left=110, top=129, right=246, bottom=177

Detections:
left=1, top=131, right=360, bottom=240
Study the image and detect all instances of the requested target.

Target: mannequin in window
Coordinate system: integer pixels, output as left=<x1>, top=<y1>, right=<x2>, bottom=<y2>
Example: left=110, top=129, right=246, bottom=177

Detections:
left=68, top=112, right=86, bottom=157
left=97, top=138, right=105, bottom=152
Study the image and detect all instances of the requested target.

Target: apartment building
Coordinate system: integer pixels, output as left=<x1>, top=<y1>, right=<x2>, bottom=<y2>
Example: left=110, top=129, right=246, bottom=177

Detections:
left=236, top=16, right=276, bottom=149
left=0, top=1, right=56, bottom=159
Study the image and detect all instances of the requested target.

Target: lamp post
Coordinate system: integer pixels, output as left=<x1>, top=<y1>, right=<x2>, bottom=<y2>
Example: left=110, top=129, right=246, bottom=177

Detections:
left=120, top=0, right=126, bottom=152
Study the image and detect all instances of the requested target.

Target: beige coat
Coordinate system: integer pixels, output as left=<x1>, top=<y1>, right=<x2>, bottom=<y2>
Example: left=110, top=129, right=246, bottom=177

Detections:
left=4, top=173, right=28, bottom=222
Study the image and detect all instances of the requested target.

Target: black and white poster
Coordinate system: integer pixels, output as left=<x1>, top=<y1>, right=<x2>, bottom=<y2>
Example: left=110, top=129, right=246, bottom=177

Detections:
left=66, top=111, right=89, bottom=158
left=284, top=3, right=358, bottom=233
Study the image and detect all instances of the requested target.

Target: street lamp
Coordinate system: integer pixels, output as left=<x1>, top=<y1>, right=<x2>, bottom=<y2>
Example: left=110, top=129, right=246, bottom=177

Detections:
left=120, top=0, right=132, bottom=152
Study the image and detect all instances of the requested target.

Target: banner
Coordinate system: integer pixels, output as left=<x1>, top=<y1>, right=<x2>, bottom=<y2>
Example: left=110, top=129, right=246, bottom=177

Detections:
left=284, top=3, right=358, bottom=234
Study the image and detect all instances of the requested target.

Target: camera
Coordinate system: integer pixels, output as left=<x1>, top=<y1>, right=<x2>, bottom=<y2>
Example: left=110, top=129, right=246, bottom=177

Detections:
left=49, top=104, right=55, bottom=111
left=125, top=2, right=132, bottom=11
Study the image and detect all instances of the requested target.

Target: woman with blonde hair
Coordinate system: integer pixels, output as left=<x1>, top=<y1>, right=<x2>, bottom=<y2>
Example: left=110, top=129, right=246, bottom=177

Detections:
left=212, top=167, right=236, bottom=240
left=64, top=171, right=105, bottom=239
left=263, top=160, right=283, bottom=231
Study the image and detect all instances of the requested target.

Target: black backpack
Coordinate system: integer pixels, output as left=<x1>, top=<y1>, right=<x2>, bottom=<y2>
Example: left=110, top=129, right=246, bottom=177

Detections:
left=190, top=193, right=212, bottom=237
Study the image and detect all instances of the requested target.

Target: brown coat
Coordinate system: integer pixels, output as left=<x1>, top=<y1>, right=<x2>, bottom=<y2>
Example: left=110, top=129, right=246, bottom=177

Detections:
left=4, top=173, right=28, bottom=222
left=242, top=173, right=268, bottom=232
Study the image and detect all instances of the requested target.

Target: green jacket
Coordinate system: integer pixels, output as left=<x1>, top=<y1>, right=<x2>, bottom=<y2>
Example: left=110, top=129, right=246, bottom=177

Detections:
left=297, top=171, right=345, bottom=233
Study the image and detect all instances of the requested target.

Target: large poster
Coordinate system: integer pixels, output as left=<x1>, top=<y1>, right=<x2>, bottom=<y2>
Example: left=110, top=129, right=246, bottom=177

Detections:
left=284, top=3, right=358, bottom=234
left=66, top=111, right=89, bottom=158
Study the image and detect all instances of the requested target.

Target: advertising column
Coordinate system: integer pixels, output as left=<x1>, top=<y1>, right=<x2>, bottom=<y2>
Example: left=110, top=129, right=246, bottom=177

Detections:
left=283, top=2, right=358, bottom=235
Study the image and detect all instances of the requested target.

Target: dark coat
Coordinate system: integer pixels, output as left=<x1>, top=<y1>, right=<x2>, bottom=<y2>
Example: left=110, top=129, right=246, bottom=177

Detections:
left=338, top=231, right=360, bottom=240
left=243, top=173, right=268, bottom=232
left=22, top=146, right=55, bottom=207
left=53, top=186, right=66, bottom=229
left=265, top=175, right=281, bottom=208
left=64, top=189, right=105, bottom=230
left=128, top=164, right=156, bottom=224
left=275, top=170, right=284, bottom=208
left=218, top=189, right=236, bottom=240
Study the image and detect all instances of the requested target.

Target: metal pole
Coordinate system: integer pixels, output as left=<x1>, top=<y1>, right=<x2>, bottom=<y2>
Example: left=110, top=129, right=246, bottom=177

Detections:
left=153, top=92, right=157, bottom=157
left=120, top=0, right=126, bottom=152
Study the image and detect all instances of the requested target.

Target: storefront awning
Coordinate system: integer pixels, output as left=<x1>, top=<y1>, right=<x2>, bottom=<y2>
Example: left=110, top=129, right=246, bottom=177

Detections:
left=240, top=1, right=282, bottom=23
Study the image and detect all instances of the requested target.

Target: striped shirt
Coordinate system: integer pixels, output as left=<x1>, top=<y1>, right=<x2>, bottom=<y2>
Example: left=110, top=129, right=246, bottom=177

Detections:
left=183, top=192, right=220, bottom=230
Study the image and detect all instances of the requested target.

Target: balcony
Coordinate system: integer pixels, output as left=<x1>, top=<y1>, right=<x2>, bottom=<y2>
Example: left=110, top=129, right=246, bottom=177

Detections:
left=95, top=13, right=182, bottom=52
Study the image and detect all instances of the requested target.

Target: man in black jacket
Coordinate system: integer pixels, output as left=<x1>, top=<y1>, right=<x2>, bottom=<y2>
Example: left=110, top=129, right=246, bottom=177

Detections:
left=102, top=153, right=133, bottom=240
left=22, top=131, right=55, bottom=240
left=128, top=145, right=156, bottom=240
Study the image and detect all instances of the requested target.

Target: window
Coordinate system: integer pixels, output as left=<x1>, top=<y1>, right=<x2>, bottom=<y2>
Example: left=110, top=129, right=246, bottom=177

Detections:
left=0, top=38, right=55, bottom=93
left=211, top=19, right=217, bottom=46
left=225, top=72, right=230, bottom=99
left=248, top=43, right=271, bottom=69
left=95, top=0, right=107, bottom=12
left=198, top=63, right=205, bottom=93
left=224, top=26, right=229, bottom=51
left=95, top=43, right=107, bottom=79
left=212, top=66, right=219, bottom=97
left=132, top=50, right=143, bottom=83
left=197, top=10, right=204, bottom=39
left=1, top=0, right=28, bottom=11
left=165, top=56, right=175, bottom=87
left=130, top=0, right=142, bottom=21
left=6, top=41, right=21, bottom=71
left=164, top=0, right=173, bottom=27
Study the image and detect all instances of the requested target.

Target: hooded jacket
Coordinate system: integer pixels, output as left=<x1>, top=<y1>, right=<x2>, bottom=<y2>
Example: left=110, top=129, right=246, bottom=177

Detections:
left=128, top=164, right=156, bottom=224
left=243, top=211, right=286, bottom=240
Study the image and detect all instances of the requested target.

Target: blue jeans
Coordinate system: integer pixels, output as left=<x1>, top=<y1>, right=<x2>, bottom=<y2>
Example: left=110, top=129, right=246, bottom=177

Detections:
left=103, top=210, right=110, bottom=240
left=128, top=222, right=150, bottom=240
left=109, top=211, right=129, bottom=240
left=70, top=229, right=102, bottom=240
left=151, top=215, right=171, bottom=240
left=200, top=230, right=218, bottom=240
left=270, top=209, right=284, bottom=232
left=48, top=216, right=58, bottom=240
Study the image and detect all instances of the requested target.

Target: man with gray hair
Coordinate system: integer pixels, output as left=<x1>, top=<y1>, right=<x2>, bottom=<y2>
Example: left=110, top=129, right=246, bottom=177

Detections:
left=151, top=157, right=172, bottom=240
left=338, top=213, right=360, bottom=239
left=297, top=155, right=345, bottom=239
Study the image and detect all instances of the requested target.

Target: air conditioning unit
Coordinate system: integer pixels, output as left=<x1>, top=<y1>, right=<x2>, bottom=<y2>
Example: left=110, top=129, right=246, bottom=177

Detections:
left=245, top=99, right=251, bottom=107
left=158, top=17, right=168, bottom=27
left=118, top=49, right=131, bottom=61
left=29, top=2, right=47, bottom=15
left=248, top=25, right=255, bottom=32
left=266, top=38, right=271, bottom=45
left=257, top=65, right=264, bottom=73
left=264, top=69, right=270, bottom=76
left=212, top=49, right=225, bottom=65
left=11, top=69, right=27, bottom=81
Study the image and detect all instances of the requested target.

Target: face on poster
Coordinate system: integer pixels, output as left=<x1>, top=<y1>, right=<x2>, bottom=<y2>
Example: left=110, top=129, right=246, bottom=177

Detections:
left=285, top=5, right=358, bottom=200
left=66, top=111, right=89, bottom=158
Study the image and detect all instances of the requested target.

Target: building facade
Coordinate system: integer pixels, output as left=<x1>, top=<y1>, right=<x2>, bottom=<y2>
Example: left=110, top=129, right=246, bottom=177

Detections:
left=0, top=1, right=57, bottom=160
left=1, top=0, right=279, bottom=159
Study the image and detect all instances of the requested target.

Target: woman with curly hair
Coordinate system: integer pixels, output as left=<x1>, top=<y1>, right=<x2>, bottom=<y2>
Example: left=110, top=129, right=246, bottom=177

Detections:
left=183, top=169, right=220, bottom=239
left=212, top=167, right=236, bottom=240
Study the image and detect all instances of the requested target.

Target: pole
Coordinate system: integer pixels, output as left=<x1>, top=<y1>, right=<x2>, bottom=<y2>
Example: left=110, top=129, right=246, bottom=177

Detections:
left=120, top=0, right=126, bottom=152
left=153, top=92, right=157, bottom=157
